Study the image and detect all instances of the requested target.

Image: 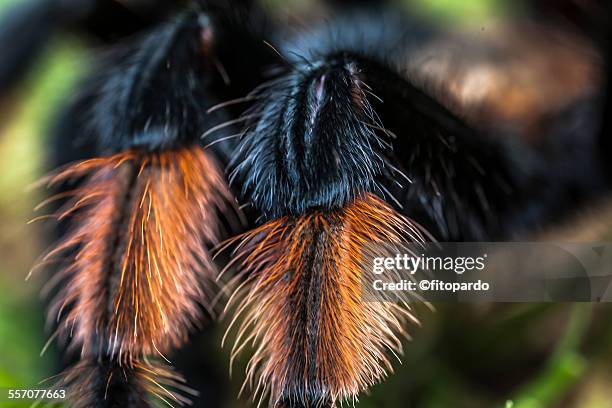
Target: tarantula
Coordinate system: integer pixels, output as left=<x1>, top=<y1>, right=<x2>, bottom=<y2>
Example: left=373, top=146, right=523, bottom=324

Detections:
left=1, top=0, right=611, bottom=407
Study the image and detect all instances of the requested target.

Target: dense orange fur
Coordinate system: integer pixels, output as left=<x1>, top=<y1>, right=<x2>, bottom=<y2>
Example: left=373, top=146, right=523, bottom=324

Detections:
left=39, top=146, right=232, bottom=363
left=224, top=194, right=427, bottom=407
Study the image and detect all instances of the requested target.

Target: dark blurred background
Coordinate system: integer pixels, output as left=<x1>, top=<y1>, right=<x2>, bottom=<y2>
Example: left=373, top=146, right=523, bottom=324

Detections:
left=1, top=0, right=612, bottom=407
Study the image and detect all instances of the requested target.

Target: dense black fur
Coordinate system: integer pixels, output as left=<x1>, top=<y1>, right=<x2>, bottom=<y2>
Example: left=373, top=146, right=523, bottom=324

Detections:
left=234, top=15, right=500, bottom=234
left=59, top=358, right=189, bottom=408
left=232, top=12, right=435, bottom=219
left=232, top=54, right=389, bottom=218
left=89, top=10, right=226, bottom=152
left=62, top=2, right=273, bottom=157
left=233, top=12, right=610, bottom=242
left=67, top=359, right=150, bottom=408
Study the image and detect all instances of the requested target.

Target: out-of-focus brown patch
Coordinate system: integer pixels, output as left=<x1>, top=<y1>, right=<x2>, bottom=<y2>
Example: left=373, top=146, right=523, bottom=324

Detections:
left=0, top=94, right=18, bottom=135
left=408, top=20, right=601, bottom=144
left=536, top=196, right=612, bottom=241
left=223, top=193, right=428, bottom=407
left=35, top=146, right=232, bottom=364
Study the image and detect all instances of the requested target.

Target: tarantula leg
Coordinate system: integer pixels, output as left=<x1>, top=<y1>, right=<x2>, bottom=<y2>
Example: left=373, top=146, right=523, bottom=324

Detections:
left=227, top=30, right=457, bottom=405
left=37, top=3, right=272, bottom=405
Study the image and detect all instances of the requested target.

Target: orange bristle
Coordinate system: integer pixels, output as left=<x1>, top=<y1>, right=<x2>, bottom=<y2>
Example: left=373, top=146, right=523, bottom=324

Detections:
left=39, top=146, right=232, bottom=363
left=224, top=193, right=427, bottom=407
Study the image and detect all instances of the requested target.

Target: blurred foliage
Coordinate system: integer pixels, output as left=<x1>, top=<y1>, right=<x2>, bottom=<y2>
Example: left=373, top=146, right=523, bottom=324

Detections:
left=0, top=0, right=611, bottom=408
left=405, top=0, right=511, bottom=22
left=0, top=2, right=88, bottom=407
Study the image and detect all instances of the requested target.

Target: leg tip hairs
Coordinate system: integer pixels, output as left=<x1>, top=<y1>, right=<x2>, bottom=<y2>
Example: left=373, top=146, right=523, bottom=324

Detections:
left=224, top=193, right=427, bottom=408
left=56, top=358, right=196, bottom=408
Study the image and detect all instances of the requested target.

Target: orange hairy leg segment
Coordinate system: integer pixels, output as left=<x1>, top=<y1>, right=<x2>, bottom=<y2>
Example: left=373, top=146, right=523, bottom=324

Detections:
left=226, top=193, right=426, bottom=407
left=41, top=146, right=232, bottom=363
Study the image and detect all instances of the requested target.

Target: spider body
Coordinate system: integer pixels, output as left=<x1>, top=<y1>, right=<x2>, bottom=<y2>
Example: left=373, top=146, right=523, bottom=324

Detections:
left=0, top=0, right=610, bottom=407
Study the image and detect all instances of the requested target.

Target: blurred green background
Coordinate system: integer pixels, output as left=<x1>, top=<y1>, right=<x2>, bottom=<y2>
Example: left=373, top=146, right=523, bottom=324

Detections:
left=0, top=0, right=611, bottom=407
